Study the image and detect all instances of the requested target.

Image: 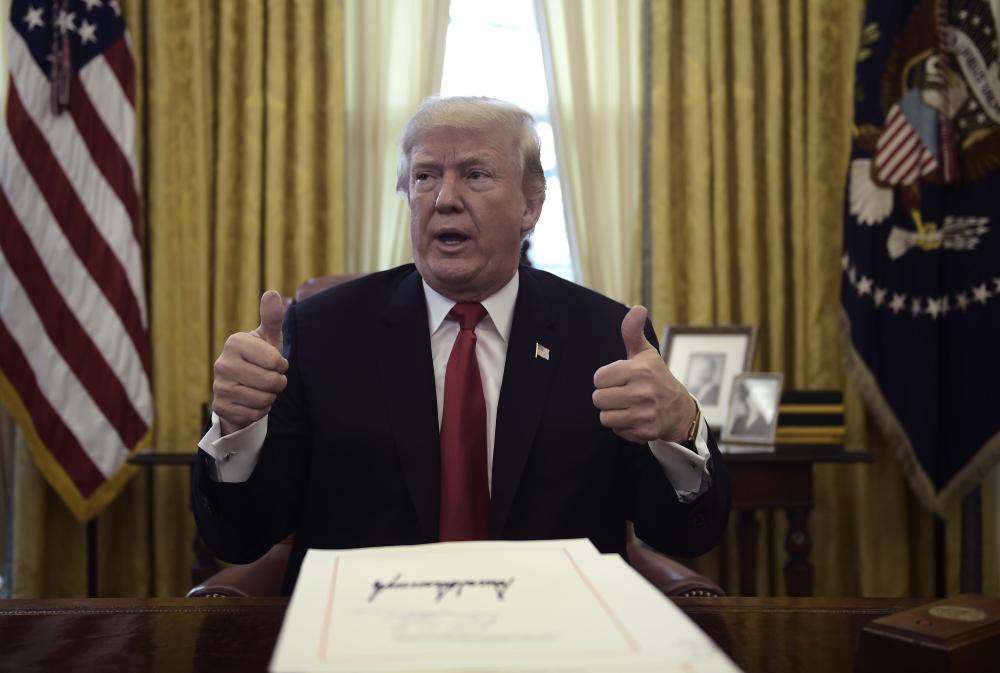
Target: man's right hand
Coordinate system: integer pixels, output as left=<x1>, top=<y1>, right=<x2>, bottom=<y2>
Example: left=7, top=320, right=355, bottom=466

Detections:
left=213, top=290, right=290, bottom=436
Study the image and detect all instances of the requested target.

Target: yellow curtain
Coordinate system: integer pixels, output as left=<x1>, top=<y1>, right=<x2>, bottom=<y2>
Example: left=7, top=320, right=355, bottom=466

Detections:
left=10, top=0, right=345, bottom=597
left=536, top=0, right=641, bottom=303
left=647, top=0, right=998, bottom=596
left=343, top=0, right=449, bottom=273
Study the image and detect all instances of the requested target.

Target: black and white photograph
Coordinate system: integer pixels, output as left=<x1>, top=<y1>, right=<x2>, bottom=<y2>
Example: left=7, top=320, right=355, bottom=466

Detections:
left=721, top=373, right=784, bottom=444
left=684, top=353, right=726, bottom=405
left=660, top=326, right=758, bottom=429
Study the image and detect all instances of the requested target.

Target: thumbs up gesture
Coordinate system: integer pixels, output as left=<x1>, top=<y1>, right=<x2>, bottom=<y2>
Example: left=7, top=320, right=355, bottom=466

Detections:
left=212, top=290, right=290, bottom=436
left=592, top=305, right=697, bottom=444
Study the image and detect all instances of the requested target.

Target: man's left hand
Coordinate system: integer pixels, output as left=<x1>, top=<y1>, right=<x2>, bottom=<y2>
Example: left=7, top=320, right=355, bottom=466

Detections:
left=592, top=305, right=697, bottom=444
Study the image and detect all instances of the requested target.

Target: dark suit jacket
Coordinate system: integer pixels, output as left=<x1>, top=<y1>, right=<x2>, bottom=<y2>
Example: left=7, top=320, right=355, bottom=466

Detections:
left=193, top=265, right=730, bottom=594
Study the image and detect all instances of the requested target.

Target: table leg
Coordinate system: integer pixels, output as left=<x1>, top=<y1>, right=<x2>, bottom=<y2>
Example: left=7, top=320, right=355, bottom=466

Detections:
left=766, top=510, right=777, bottom=592
left=784, top=506, right=813, bottom=596
left=737, top=509, right=759, bottom=597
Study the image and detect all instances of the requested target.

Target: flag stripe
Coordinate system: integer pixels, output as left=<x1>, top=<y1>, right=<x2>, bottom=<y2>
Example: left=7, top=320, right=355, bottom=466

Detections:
left=0, top=320, right=105, bottom=496
left=0, top=243, right=129, bottom=479
left=876, top=117, right=905, bottom=152
left=886, top=143, right=923, bottom=184
left=877, top=122, right=912, bottom=160
left=879, top=134, right=919, bottom=178
left=101, top=36, right=135, bottom=106
left=0, top=123, right=151, bottom=423
left=0, top=191, right=149, bottom=446
left=5, top=89, right=151, bottom=371
left=882, top=131, right=918, bottom=166
left=876, top=110, right=907, bottom=151
left=69, top=72, right=140, bottom=238
left=8, top=30, right=146, bottom=326
left=77, top=49, right=138, bottom=179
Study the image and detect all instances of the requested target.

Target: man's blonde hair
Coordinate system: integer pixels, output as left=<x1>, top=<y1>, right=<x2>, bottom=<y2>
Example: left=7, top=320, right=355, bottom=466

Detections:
left=396, top=96, right=546, bottom=205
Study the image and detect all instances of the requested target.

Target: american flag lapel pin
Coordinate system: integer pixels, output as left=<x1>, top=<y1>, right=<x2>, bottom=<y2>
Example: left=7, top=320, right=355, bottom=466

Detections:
left=534, top=342, right=550, bottom=360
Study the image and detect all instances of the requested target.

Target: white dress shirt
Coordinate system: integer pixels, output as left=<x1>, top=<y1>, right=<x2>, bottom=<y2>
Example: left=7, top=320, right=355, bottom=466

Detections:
left=199, top=272, right=712, bottom=501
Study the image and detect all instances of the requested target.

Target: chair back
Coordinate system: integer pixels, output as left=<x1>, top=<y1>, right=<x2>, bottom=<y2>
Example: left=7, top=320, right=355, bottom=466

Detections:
left=625, top=523, right=725, bottom=597
left=186, top=537, right=293, bottom=598
left=188, top=529, right=724, bottom=598
left=295, top=273, right=365, bottom=303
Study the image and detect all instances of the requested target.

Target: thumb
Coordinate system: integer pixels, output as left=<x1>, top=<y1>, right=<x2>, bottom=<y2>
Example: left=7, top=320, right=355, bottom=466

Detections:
left=255, top=289, right=285, bottom=352
left=621, top=305, right=655, bottom=359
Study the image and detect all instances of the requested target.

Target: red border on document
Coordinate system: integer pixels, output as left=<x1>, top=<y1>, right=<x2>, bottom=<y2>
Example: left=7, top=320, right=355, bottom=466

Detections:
left=562, top=548, right=640, bottom=653
left=318, top=556, right=341, bottom=660
left=315, top=545, right=640, bottom=663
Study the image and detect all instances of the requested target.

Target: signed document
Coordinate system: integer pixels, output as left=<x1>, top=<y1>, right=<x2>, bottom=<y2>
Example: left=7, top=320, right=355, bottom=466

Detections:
left=270, top=539, right=741, bottom=673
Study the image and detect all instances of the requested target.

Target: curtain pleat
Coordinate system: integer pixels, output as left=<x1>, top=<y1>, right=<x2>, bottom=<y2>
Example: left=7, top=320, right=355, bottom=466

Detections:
left=343, top=0, right=449, bottom=273
left=536, top=0, right=641, bottom=303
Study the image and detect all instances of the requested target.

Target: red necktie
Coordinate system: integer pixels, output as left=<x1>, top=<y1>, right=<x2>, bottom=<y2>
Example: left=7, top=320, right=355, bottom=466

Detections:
left=438, top=303, right=490, bottom=541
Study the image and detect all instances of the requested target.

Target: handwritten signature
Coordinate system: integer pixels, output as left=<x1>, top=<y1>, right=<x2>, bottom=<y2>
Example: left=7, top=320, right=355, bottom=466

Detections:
left=367, top=573, right=515, bottom=603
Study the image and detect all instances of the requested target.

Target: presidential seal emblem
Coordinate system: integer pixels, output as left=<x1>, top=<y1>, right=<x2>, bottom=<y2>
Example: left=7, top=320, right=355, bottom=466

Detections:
left=845, top=0, right=1000, bottom=318
left=928, top=604, right=989, bottom=622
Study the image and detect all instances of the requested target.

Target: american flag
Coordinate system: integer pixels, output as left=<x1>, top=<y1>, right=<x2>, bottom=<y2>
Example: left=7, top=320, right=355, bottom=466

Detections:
left=0, top=0, right=152, bottom=521
left=873, top=102, right=939, bottom=186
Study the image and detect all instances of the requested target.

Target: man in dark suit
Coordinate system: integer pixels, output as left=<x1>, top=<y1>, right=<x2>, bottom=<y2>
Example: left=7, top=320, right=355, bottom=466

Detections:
left=194, top=97, right=730, bottom=593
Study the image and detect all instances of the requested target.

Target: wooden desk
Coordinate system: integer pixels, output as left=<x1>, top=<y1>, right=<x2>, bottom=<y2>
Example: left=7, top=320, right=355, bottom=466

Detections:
left=0, top=597, right=925, bottom=673
left=721, top=446, right=874, bottom=597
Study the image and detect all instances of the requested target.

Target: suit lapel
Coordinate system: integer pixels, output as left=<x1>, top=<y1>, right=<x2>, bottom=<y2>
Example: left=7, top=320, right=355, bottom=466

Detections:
left=490, top=268, right=562, bottom=537
left=375, top=269, right=441, bottom=541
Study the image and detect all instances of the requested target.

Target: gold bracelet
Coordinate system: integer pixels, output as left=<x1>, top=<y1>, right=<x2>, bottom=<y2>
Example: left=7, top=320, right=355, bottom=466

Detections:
left=685, top=399, right=701, bottom=443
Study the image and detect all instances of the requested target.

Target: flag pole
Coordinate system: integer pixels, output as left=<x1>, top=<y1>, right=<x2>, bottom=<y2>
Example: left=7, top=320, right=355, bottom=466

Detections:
left=959, top=487, right=982, bottom=594
left=86, top=519, right=97, bottom=598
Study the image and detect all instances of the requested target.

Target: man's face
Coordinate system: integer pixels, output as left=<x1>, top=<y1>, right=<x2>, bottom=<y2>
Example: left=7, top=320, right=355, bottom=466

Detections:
left=407, top=125, right=543, bottom=302
left=688, top=358, right=713, bottom=385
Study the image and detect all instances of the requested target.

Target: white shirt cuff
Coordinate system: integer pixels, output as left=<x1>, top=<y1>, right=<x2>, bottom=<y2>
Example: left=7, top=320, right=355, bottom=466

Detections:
left=647, top=400, right=712, bottom=503
left=197, top=412, right=268, bottom=483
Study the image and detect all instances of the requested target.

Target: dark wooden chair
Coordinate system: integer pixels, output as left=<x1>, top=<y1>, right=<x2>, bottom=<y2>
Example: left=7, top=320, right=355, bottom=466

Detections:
left=188, top=527, right=722, bottom=599
left=293, top=273, right=365, bottom=302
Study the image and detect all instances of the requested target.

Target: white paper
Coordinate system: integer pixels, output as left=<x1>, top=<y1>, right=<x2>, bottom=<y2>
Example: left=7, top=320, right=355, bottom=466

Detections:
left=270, top=539, right=741, bottom=673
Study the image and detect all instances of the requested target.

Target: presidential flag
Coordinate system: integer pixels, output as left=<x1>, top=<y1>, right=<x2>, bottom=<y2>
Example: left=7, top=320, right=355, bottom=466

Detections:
left=843, top=0, right=1000, bottom=515
left=0, top=0, right=152, bottom=521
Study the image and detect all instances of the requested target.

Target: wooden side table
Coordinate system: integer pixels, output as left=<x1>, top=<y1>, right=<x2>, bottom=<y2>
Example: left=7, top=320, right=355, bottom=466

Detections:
left=720, top=444, right=874, bottom=596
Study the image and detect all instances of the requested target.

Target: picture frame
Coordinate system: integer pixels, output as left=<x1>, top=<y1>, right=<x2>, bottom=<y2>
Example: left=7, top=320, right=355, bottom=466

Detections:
left=660, top=325, right=758, bottom=430
left=720, top=372, right=784, bottom=445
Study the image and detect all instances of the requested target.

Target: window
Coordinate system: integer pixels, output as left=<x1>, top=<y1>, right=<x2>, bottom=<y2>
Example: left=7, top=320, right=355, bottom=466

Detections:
left=439, top=0, right=574, bottom=282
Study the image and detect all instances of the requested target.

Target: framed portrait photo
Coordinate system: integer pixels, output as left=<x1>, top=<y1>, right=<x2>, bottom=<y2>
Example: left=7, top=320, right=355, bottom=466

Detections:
left=660, top=325, right=758, bottom=430
left=721, top=373, right=784, bottom=444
